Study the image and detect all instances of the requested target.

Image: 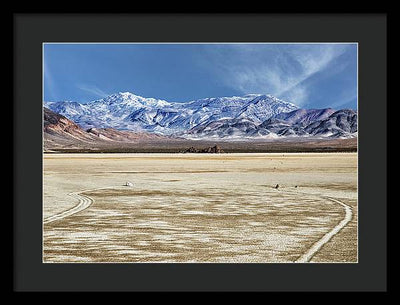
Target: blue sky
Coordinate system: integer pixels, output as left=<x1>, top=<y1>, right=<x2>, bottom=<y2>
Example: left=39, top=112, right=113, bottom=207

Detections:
left=43, top=43, right=357, bottom=109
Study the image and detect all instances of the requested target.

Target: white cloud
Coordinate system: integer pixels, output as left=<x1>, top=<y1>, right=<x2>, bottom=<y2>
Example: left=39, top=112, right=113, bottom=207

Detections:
left=43, top=60, right=58, bottom=100
left=77, top=84, right=109, bottom=98
left=199, top=44, right=351, bottom=106
left=281, top=86, right=309, bottom=106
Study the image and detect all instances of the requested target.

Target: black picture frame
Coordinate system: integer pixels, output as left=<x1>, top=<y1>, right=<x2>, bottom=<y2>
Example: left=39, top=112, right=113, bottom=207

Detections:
left=13, top=13, right=387, bottom=292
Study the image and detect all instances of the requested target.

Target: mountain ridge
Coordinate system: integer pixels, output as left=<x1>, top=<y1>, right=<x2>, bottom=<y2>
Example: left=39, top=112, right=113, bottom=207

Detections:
left=43, top=107, right=173, bottom=151
left=44, top=92, right=357, bottom=139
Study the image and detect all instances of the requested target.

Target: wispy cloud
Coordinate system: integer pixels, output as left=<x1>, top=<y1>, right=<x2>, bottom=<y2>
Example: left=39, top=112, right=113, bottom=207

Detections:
left=77, top=84, right=110, bottom=99
left=199, top=44, right=352, bottom=106
left=43, top=60, right=58, bottom=101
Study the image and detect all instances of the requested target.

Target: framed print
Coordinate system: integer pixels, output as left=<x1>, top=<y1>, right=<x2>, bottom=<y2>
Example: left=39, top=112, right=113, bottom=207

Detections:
left=13, top=13, right=387, bottom=291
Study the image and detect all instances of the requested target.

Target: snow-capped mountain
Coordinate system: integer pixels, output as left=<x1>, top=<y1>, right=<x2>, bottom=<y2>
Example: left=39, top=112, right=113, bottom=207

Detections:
left=183, top=109, right=357, bottom=140
left=44, top=92, right=299, bottom=134
left=44, top=92, right=357, bottom=139
left=304, top=109, right=358, bottom=138
left=44, top=92, right=173, bottom=131
left=273, top=108, right=336, bottom=126
left=186, top=118, right=262, bottom=139
left=43, top=107, right=171, bottom=151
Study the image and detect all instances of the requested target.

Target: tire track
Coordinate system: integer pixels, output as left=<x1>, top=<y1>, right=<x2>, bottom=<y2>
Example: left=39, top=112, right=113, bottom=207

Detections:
left=44, top=186, right=353, bottom=262
left=294, top=195, right=353, bottom=263
left=43, top=187, right=115, bottom=224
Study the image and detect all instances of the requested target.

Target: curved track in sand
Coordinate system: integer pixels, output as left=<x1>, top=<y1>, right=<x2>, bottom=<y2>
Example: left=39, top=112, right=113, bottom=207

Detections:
left=43, top=186, right=120, bottom=224
left=44, top=186, right=127, bottom=224
left=43, top=191, right=95, bottom=224
left=43, top=186, right=353, bottom=262
left=294, top=196, right=353, bottom=263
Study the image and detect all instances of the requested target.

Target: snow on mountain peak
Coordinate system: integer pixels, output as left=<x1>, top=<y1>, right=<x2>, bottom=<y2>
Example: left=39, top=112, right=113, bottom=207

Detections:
left=44, top=92, right=303, bottom=134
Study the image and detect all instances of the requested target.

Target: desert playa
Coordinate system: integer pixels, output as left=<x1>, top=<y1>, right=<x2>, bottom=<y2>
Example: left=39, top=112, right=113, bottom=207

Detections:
left=43, top=152, right=357, bottom=263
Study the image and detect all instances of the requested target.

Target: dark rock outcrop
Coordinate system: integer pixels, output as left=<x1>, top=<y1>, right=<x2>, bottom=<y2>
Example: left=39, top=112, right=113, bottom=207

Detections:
left=181, top=145, right=224, bottom=153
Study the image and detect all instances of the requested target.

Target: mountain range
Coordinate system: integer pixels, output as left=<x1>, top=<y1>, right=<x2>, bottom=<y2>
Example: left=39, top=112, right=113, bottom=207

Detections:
left=43, top=106, right=171, bottom=150
left=44, top=92, right=357, bottom=140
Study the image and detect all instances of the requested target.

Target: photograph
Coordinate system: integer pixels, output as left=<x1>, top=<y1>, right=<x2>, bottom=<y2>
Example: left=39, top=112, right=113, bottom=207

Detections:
left=42, top=42, right=358, bottom=263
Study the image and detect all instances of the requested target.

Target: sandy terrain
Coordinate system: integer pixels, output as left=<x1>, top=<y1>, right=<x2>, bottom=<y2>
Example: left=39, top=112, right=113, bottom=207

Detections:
left=43, top=153, right=357, bottom=263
